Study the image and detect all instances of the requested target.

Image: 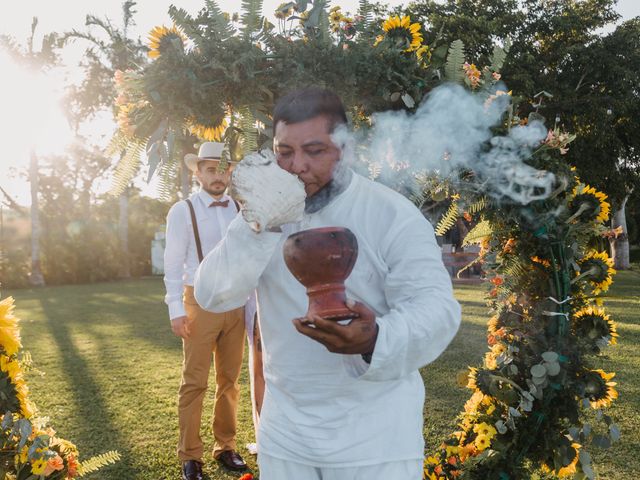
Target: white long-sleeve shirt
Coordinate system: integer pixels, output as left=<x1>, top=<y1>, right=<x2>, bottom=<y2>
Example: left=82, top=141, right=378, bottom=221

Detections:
left=194, top=171, right=461, bottom=466
left=163, top=189, right=238, bottom=320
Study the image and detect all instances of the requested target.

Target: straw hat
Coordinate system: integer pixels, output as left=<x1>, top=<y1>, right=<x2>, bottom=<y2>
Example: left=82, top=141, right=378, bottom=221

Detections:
left=184, top=142, right=237, bottom=172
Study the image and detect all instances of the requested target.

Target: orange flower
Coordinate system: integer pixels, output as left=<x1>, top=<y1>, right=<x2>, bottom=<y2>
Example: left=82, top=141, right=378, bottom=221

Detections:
left=66, top=454, right=78, bottom=477
left=502, top=238, right=516, bottom=254
left=239, top=474, right=254, bottom=480
left=463, top=211, right=472, bottom=222
left=44, top=454, right=64, bottom=475
left=490, top=276, right=504, bottom=286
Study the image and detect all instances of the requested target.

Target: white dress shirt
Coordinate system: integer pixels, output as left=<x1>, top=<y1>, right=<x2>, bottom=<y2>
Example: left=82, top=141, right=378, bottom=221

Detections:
left=163, top=189, right=238, bottom=320
left=194, top=171, right=461, bottom=467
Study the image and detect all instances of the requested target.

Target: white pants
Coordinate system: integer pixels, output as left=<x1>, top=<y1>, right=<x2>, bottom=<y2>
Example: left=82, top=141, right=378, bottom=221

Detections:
left=258, top=453, right=423, bottom=480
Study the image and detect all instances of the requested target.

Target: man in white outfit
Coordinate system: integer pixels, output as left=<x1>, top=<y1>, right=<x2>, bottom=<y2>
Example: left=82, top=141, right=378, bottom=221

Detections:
left=163, top=142, right=250, bottom=479
left=194, top=88, right=461, bottom=479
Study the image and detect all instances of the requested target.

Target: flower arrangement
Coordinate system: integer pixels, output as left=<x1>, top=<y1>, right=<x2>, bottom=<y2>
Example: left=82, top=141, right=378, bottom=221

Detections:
left=421, top=56, right=620, bottom=479
left=0, top=297, right=119, bottom=479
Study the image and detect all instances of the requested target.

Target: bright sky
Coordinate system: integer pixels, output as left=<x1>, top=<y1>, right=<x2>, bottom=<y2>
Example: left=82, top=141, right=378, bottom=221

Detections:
left=0, top=0, right=637, bottom=206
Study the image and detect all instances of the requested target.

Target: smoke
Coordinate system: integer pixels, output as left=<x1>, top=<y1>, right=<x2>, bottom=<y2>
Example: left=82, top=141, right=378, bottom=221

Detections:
left=333, top=83, right=555, bottom=205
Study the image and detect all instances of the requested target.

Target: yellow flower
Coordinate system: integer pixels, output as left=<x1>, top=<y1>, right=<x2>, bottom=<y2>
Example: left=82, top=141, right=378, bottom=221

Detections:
left=31, top=458, right=47, bottom=475
left=0, top=354, right=21, bottom=381
left=147, top=25, right=186, bottom=59
left=379, top=15, right=423, bottom=52
left=584, top=369, right=618, bottom=408
left=473, top=422, right=497, bottom=438
left=474, top=434, right=491, bottom=451
left=329, top=10, right=342, bottom=23
left=577, top=250, right=616, bottom=295
left=0, top=297, right=21, bottom=356
left=416, top=45, right=431, bottom=62
left=569, top=184, right=610, bottom=223
left=541, top=443, right=581, bottom=478
left=187, top=117, right=228, bottom=141
left=572, top=305, right=618, bottom=347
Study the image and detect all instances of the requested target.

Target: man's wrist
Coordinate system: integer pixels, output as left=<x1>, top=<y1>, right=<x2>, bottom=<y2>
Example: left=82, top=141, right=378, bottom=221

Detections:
left=361, top=323, right=379, bottom=364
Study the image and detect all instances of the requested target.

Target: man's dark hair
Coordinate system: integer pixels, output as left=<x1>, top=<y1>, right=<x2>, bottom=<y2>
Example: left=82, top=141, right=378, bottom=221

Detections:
left=273, top=87, right=348, bottom=136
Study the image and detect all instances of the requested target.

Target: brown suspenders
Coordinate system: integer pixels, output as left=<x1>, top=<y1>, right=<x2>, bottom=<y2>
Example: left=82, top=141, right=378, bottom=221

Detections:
left=184, top=198, right=240, bottom=264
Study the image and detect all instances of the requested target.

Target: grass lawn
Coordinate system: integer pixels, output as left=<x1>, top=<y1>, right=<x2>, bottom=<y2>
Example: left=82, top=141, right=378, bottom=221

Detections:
left=5, top=271, right=639, bottom=479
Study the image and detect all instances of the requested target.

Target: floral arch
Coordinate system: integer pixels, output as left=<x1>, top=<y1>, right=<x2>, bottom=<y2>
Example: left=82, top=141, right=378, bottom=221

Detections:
left=112, top=2, right=621, bottom=478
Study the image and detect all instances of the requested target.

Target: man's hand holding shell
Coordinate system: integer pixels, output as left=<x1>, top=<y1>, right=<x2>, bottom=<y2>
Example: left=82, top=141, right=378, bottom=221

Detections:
left=229, top=150, right=306, bottom=233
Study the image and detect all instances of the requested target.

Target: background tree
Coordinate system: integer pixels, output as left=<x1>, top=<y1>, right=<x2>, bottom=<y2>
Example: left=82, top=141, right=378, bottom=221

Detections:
left=59, top=0, right=150, bottom=278
left=407, top=0, right=639, bottom=267
left=0, top=17, right=58, bottom=287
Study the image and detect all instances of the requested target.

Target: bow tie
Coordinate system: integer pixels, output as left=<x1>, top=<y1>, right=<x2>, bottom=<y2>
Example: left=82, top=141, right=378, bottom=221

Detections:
left=209, top=200, right=229, bottom=208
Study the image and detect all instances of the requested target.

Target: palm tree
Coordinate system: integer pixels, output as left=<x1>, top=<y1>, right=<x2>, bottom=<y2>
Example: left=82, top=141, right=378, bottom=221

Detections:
left=60, top=1, right=148, bottom=278
left=1, top=18, right=58, bottom=287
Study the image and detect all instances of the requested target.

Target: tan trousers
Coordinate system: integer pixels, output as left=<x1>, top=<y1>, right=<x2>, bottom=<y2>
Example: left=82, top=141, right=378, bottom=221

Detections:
left=178, top=286, right=246, bottom=462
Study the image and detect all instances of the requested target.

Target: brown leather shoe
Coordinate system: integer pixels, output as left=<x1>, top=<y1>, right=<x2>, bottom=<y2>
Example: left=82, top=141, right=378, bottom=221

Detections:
left=216, top=450, right=247, bottom=472
left=181, top=460, right=204, bottom=480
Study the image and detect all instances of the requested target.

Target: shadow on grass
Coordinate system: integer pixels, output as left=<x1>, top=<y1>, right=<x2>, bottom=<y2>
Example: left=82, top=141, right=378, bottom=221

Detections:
left=39, top=292, right=141, bottom=477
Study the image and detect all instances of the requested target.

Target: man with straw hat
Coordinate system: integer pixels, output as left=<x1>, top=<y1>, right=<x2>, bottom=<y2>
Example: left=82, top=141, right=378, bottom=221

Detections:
left=163, top=142, right=250, bottom=479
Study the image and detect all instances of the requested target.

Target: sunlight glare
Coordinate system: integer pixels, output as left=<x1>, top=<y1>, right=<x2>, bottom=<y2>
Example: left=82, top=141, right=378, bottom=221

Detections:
left=0, top=51, right=73, bottom=171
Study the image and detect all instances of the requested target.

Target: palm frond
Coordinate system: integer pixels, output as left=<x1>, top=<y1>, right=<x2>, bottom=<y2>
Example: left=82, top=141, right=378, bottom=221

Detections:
left=462, top=219, right=492, bottom=246
left=156, top=159, right=180, bottom=202
left=466, top=196, right=489, bottom=215
left=357, top=0, right=374, bottom=30
left=240, top=0, right=264, bottom=41
left=109, top=137, right=147, bottom=196
left=435, top=200, right=460, bottom=236
left=444, top=39, right=466, bottom=84
left=77, top=451, right=121, bottom=476
left=239, top=107, right=259, bottom=154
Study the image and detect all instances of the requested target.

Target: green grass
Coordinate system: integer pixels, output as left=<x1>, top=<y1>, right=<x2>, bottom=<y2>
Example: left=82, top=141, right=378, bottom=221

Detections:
left=5, top=271, right=639, bottom=479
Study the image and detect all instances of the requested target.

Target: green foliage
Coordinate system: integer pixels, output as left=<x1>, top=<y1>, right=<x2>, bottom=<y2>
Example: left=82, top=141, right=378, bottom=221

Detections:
left=240, top=0, right=264, bottom=41
left=78, top=451, right=121, bottom=476
left=462, top=219, right=492, bottom=246
left=444, top=39, right=466, bottom=83
left=435, top=200, right=460, bottom=236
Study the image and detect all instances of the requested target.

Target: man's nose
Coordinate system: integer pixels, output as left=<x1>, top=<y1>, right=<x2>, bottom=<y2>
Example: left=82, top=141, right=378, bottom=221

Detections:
left=289, top=153, right=308, bottom=175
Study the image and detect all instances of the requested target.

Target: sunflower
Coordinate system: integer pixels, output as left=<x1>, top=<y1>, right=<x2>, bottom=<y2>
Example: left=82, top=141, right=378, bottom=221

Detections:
left=416, top=44, right=431, bottom=62
left=147, top=25, right=186, bottom=59
left=474, top=434, right=491, bottom=451
left=576, top=250, right=616, bottom=294
left=379, top=15, right=423, bottom=52
left=466, top=367, right=494, bottom=396
left=581, top=369, right=618, bottom=408
left=541, top=443, right=581, bottom=478
left=0, top=297, right=21, bottom=356
left=572, top=305, right=618, bottom=349
left=187, top=116, right=228, bottom=142
left=568, top=184, right=610, bottom=223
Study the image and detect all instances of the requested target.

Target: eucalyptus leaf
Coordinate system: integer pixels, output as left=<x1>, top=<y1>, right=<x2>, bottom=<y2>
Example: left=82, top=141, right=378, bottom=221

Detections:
left=544, top=361, right=561, bottom=376
left=609, top=424, right=621, bottom=442
left=495, top=420, right=508, bottom=434
left=401, top=93, right=415, bottom=108
left=541, top=351, right=559, bottom=363
left=531, top=364, right=547, bottom=377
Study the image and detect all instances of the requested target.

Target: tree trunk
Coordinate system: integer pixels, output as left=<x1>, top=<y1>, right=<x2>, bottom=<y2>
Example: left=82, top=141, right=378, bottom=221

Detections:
left=29, top=149, right=45, bottom=286
left=609, top=194, right=630, bottom=270
left=118, top=189, right=131, bottom=278
left=181, top=160, right=191, bottom=199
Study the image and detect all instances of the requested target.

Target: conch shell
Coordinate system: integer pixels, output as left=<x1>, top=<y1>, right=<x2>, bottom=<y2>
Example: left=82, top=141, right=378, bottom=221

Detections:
left=230, top=150, right=306, bottom=232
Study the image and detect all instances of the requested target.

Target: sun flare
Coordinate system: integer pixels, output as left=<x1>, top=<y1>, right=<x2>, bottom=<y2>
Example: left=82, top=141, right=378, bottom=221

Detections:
left=0, top=51, right=72, bottom=203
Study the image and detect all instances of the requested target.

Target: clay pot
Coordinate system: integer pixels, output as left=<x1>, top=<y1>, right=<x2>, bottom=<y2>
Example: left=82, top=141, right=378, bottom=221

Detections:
left=283, top=227, right=359, bottom=321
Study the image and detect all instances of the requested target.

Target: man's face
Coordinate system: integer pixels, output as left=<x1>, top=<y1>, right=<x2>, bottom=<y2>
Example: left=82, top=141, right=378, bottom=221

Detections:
left=274, top=115, right=341, bottom=197
left=195, top=160, right=232, bottom=197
